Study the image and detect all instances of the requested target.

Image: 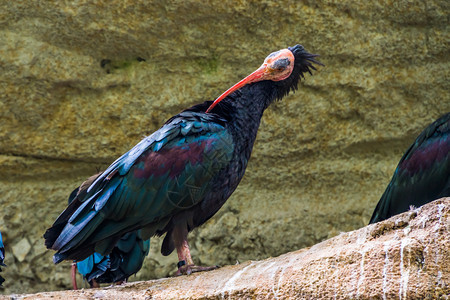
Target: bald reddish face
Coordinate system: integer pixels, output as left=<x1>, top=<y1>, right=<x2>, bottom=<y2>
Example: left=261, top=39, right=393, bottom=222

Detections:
left=257, top=49, right=295, bottom=81
left=206, top=48, right=295, bottom=113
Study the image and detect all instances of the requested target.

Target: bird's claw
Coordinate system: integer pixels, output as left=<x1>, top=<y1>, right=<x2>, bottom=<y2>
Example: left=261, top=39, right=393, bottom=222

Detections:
left=105, top=280, right=126, bottom=289
left=175, top=264, right=219, bottom=276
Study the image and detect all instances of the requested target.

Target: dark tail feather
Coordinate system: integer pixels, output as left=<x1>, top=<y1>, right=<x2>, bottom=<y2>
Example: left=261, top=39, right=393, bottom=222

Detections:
left=161, top=229, right=175, bottom=256
left=0, top=259, right=4, bottom=287
left=44, top=197, right=84, bottom=249
left=45, top=173, right=103, bottom=250
left=369, top=184, right=392, bottom=224
left=53, top=243, right=96, bottom=264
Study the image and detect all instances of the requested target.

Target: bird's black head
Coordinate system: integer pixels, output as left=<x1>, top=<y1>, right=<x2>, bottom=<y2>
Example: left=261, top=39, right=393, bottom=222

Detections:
left=206, top=44, right=323, bottom=112
left=275, top=44, right=323, bottom=100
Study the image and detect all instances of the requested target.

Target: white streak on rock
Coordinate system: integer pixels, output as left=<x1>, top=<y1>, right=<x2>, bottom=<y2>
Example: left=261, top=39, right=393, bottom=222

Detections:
left=356, top=250, right=366, bottom=297
left=399, top=238, right=411, bottom=300
left=382, top=242, right=389, bottom=300
left=222, top=261, right=255, bottom=292
left=434, top=203, right=445, bottom=232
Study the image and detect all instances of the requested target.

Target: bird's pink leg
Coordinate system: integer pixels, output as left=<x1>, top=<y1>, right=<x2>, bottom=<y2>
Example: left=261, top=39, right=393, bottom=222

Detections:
left=71, top=262, right=78, bottom=290
left=173, top=225, right=219, bottom=275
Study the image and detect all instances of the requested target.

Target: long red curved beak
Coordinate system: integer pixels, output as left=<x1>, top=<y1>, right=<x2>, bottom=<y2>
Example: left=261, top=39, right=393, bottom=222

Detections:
left=205, top=65, right=267, bottom=113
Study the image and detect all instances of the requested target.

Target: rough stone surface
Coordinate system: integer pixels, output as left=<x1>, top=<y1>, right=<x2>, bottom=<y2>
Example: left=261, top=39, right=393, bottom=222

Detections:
left=11, top=238, right=31, bottom=263
left=6, top=198, right=450, bottom=299
left=0, top=0, right=449, bottom=294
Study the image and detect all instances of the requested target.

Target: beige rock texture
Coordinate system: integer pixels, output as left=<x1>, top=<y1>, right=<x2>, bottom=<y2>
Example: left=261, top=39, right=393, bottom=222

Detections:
left=6, top=198, right=450, bottom=299
left=0, top=0, right=448, bottom=295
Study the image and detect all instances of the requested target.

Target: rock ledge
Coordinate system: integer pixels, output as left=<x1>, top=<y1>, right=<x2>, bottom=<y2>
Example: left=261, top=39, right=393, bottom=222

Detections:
left=6, top=198, right=449, bottom=299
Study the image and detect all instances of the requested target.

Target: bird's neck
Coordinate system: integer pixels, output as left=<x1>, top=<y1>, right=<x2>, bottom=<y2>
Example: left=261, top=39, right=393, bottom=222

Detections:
left=222, top=81, right=277, bottom=159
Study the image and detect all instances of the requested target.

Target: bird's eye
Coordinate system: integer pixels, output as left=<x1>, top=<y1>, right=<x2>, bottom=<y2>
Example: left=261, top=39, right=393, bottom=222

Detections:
left=272, top=58, right=290, bottom=71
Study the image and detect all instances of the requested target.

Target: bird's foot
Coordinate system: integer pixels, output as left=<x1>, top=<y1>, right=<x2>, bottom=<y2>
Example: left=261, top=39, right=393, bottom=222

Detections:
left=90, top=279, right=100, bottom=288
left=175, top=260, right=219, bottom=276
left=105, top=280, right=126, bottom=289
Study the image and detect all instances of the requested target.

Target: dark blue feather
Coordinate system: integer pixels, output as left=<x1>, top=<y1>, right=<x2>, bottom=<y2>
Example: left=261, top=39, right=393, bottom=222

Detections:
left=370, top=113, right=450, bottom=223
left=45, top=112, right=233, bottom=262
left=0, top=231, right=5, bottom=287
left=76, top=231, right=150, bottom=285
left=66, top=182, right=150, bottom=285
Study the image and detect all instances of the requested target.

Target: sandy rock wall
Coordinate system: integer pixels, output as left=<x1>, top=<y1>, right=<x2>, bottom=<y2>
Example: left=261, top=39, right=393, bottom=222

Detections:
left=0, top=0, right=449, bottom=294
